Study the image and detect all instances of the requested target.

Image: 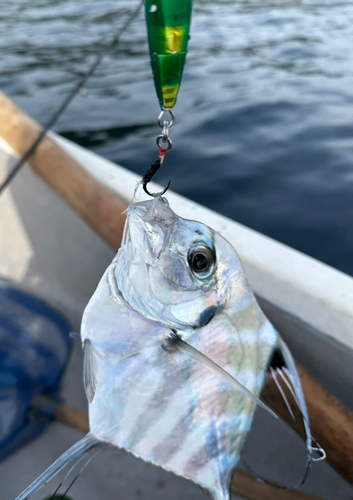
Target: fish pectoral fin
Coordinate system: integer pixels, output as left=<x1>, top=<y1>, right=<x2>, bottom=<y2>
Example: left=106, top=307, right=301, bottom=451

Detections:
left=172, top=335, right=278, bottom=419
left=83, top=339, right=102, bottom=403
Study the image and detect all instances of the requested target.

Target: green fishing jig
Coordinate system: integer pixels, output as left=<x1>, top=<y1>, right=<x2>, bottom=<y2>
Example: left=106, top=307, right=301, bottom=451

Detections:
left=143, top=0, right=193, bottom=194
left=145, top=0, right=192, bottom=110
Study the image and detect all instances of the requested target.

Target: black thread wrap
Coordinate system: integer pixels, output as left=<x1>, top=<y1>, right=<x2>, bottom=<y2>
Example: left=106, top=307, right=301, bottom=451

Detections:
left=142, top=156, right=170, bottom=197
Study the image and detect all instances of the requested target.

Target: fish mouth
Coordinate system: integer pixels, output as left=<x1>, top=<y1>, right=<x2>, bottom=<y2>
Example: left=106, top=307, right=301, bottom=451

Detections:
left=122, top=196, right=178, bottom=261
left=115, top=196, right=187, bottom=328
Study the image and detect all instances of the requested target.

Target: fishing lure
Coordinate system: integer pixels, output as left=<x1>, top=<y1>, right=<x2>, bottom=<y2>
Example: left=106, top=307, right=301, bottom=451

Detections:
left=142, top=0, right=192, bottom=189
left=16, top=195, right=315, bottom=500
left=143, top=0, right=193, bottom=165
left=145, top=0, right=192, bottom=110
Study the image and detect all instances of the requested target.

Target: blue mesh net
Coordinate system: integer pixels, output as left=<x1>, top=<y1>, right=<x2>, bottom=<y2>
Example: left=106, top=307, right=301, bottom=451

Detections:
left=0, top=281, right=72, bottom=460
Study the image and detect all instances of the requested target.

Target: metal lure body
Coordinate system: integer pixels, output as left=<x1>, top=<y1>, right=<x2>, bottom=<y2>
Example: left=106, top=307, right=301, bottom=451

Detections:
left=145, top=0, right=193, bottom=109
left=81, top=197, right=281, bottom=500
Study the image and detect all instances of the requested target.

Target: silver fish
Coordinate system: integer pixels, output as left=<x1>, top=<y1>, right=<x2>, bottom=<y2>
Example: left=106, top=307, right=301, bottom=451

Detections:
left=15, top=196, right=313, bottom=500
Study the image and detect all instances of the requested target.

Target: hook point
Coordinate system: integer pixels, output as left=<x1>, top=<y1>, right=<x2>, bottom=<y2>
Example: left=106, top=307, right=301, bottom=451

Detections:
left=143, top=179, right=171, bottom=197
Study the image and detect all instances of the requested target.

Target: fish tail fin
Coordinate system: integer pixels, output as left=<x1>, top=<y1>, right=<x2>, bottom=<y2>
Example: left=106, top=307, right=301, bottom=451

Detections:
left=15, top=433, right=99, bottom=500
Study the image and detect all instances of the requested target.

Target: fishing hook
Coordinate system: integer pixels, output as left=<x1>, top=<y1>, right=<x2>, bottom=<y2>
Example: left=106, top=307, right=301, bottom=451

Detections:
left=142, top=146, right=171, bottom=197
left=142, top=110, right=175, bottom=197
left=143, top=179, right=171, bottom=197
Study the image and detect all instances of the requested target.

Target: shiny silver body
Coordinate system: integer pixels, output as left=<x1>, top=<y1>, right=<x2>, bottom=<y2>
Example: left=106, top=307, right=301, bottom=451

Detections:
left=81, top=196, right=280, bottom=500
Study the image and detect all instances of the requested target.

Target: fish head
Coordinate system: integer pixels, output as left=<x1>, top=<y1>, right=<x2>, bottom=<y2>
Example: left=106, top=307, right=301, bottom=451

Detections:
left=115, top=196, right=244, bottom=330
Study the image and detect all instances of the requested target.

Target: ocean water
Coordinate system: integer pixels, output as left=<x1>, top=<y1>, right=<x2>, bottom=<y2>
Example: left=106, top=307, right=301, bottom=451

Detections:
left=1, top=0, right=353, bottom=275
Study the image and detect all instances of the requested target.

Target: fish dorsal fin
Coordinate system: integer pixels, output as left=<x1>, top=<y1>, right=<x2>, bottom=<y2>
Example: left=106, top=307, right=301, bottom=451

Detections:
left=244, top=335, right=326, bottom=489
left=273, top=336, right=312, bottom=454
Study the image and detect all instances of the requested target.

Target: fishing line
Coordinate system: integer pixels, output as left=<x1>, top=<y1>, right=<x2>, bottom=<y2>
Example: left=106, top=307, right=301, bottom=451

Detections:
left=0, top=0, right=144, bottom=197
left=242, top=456, right=311, bottom=491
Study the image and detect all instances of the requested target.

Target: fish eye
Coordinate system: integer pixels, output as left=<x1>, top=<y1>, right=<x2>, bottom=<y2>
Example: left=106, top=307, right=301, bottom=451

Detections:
left=188, top=244, right=215, bottom=278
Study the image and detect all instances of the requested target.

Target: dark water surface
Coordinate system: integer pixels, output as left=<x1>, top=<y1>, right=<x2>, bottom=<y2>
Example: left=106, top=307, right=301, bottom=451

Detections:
left=1, top=0, right=353, bottom=275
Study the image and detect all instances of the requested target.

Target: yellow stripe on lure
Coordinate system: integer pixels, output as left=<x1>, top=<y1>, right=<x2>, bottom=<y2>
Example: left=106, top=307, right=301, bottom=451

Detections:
left=145, top=0, right=193, bottom=109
